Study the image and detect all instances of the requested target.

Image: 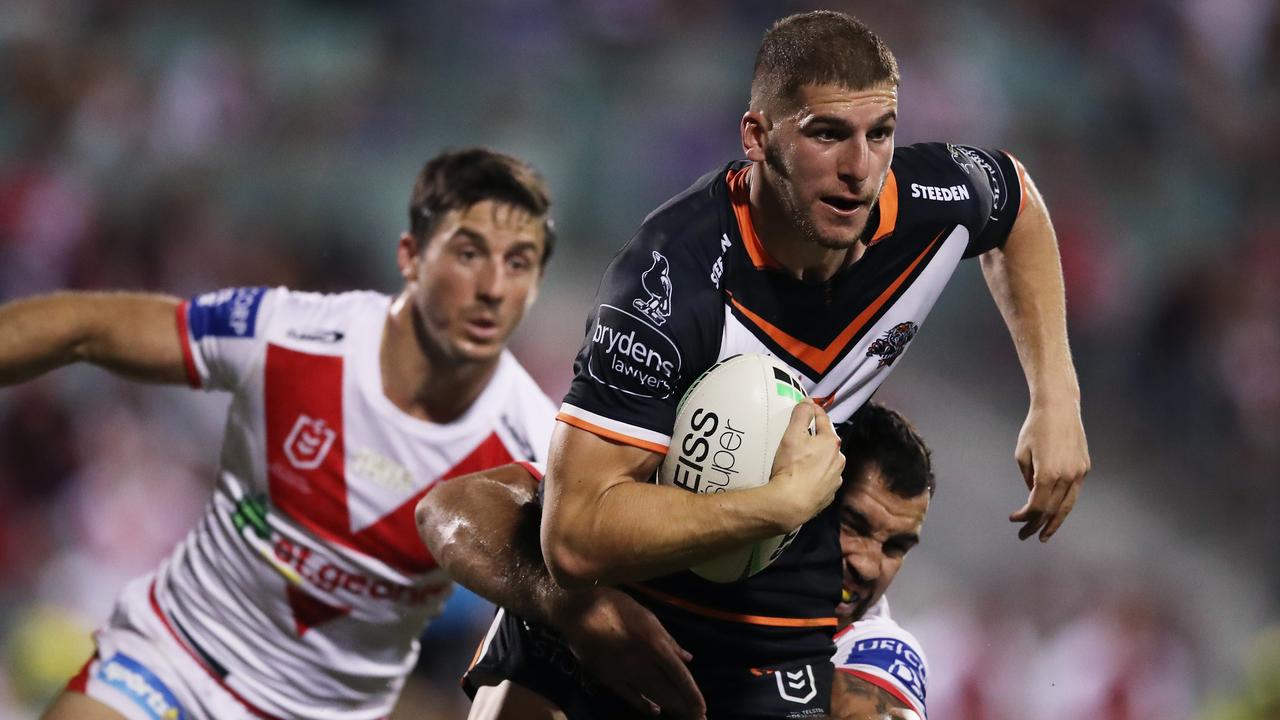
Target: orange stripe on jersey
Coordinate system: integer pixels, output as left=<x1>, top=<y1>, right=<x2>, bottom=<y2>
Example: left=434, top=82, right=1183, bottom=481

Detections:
left=729, top=229, right=945, bottom=375
left=555, top=412, right=668, bottom=455
left=732, top=228, right=942, bottom=376
left=726, top=166, right=782, bottom=270
left=811, top=393, right=836, bottom=409
left=626, top=583, right=838, bottom=628
left=466, top=635, right=487, bottom=673
left=868, top=169, right=898, bottom=246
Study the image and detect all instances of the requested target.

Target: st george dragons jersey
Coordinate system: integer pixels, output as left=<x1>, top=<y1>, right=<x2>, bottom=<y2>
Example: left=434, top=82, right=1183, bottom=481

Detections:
left=148, top=287, right=555, bottom=719
left=836, top=598, right=930, bottom=719
left=558, top=143, right=1024, bottom=667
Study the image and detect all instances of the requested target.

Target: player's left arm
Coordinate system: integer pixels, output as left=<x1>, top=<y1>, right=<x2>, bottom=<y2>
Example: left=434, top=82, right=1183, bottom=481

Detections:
left=830, top=670, right=920, bottom=720
left=979, top=161, right=1090, bottom=542
left=415, top=465, right=707, bottom=720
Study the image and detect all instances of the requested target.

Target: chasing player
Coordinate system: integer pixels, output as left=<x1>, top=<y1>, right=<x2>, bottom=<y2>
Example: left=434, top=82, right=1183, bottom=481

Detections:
left=0, top=148, right=559, bottom=720
left=536, top=10, right=1089, bottom=718
left=417, top=401, right=935, bottom=720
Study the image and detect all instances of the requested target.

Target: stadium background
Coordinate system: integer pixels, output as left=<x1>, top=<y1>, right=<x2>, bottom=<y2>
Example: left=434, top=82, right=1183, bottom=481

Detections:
left=1, top=0, right=1277, bottom=717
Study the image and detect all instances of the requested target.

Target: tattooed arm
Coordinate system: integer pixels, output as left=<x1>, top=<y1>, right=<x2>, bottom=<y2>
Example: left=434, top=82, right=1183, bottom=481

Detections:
left=829, top=670, right=921, bottom=720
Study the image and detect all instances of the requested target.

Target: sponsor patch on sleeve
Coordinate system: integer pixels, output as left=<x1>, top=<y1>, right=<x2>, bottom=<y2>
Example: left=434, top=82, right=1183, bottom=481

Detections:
left=585, top=304, right=682, bottom=399
left=844, top=636, right=928, bottom=713
left=946, top=144, right=1009, bottom=222
left=187, top=287, right=267, bottom=340
left=97, top=652, right=187, bottom=720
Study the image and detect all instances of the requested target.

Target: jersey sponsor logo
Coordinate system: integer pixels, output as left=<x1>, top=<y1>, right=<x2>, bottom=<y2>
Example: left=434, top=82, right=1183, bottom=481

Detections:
left=633, top=250, right=674, bottom=325
left=587, top=304, right=682, bottom=399
left=947, top=144, right=1007, bottom=220
left=847, top=636, right=928, bottom=709
left=909, top=182, right=971, bottom=202
left=283, top=414, right=338, bottom=470
left=350, top=447, right=413, bottom=492
left=286, top=327, right=345, bottom=343
left=271, top=535, right=448, bottom=606
left=775, top=664, right=818, bottom=704
left=97, top=652, right=186, bottom=720
left=709, top=232, right=732, bottom=288
left=188, top=286, right=266, bottom=340
left=866, top=322, right=918, bottom=368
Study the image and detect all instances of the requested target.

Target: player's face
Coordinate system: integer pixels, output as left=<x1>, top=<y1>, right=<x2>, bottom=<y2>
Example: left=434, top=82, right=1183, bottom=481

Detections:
left=398, top=200, right=546, bottom=364
left=836, top=463, right=928, bottom=623
left=755, top=82, right=897, bottom=250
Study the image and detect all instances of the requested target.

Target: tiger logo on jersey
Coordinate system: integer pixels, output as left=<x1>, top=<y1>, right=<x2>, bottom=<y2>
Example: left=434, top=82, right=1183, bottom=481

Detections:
left=633, top=250, right=673, bottom=326
left=866, top=322, right=919, bottom=368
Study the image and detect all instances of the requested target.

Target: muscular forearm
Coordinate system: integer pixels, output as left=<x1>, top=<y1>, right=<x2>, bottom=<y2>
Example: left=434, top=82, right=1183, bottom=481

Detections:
left=545, top=467, right=794, bottom=587
left=416, top=468, right=573, bottom=626
left=543, top=407, right=840, bottom=588
left=980, top=172, right=1079, bottom=403
left=0, top=292, right=186, bottom=385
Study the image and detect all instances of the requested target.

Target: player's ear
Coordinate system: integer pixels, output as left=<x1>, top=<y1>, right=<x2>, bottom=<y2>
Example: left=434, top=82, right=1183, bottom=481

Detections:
left=396, top=232, right=420, bottom=281
left=741, top=111, right=770, bottom=163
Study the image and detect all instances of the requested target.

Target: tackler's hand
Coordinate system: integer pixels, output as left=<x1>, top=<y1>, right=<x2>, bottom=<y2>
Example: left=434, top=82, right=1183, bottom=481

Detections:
left=555, top=587, right=706, bottom=719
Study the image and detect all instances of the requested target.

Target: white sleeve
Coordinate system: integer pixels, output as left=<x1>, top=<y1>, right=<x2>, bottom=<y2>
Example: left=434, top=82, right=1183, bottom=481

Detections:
left=177, top=286, right=281, bottom=391
left=834, top=617, right=930, bottom=719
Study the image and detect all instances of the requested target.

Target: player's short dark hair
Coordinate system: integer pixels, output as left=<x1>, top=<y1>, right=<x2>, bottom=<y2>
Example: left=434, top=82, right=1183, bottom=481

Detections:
left=750, top=11, right=899, bottom=116
left=838, top=401, right=935, bottom=498
left=408, top=147, right=555, bottom=265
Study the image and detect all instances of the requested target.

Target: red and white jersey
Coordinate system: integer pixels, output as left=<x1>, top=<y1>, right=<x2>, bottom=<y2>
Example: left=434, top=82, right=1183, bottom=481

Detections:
left=157, top=287, right=555, bottom=719
left=834, top=598, right=930, bottom=719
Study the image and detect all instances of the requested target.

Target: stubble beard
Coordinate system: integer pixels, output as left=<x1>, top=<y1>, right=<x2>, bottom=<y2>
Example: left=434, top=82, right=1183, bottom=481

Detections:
left=764, top=144, right=873, bottom=252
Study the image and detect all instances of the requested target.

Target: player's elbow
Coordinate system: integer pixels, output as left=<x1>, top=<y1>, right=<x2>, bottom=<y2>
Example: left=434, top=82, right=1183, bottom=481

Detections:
left=543, top=548, right=600, bottom=590
left=541, top=530, right=605, bottom=589
left=413, top=492, right=451, bottom=561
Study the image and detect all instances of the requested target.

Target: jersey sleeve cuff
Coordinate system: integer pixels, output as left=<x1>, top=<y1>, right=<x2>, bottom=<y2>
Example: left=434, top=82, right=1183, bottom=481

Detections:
left=555, top=404, right=669, bottom=454
left=175, top=301, right=204, bottom=389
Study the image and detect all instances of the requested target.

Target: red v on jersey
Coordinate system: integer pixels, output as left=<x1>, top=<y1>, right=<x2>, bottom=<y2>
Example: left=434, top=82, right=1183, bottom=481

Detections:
left=286, top=584, right=350, bottom=635
left=264, top=344, right=515, bottom=575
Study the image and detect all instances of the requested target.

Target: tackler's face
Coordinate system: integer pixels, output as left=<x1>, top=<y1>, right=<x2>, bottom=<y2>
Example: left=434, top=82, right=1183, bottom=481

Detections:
left=836, top=462, right=927, bottom=624
left=398, top=200, right=546, bottom=365
left=757, top=82, right=897, bottom=251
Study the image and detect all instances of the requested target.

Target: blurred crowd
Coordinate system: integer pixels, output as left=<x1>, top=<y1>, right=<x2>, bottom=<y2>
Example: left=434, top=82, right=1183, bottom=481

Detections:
left=1, top=0, right=1277, bottom=718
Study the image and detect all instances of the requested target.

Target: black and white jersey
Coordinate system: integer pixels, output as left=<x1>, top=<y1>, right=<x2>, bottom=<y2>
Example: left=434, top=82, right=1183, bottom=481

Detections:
left=557, top=143, right=1024, bottom=666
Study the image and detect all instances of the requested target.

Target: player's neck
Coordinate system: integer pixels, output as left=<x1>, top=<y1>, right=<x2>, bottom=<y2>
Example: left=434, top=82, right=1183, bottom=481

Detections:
left=747, top=164, right=865, bottom=283
left=379, top=298, right=499, bottom=424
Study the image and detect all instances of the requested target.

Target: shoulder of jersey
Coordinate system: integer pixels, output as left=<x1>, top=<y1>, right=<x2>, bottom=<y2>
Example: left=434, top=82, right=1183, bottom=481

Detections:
left=624, top=163, right=741, bottom=276
left=836, top=612, right=929, bottom=718
left=890, top=142, right=995, bottom=235
left=266, top=288, right=389, bottom=349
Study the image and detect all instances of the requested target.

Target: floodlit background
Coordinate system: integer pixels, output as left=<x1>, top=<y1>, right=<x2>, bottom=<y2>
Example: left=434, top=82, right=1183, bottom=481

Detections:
left=1, top=1, right=1277, bottom=718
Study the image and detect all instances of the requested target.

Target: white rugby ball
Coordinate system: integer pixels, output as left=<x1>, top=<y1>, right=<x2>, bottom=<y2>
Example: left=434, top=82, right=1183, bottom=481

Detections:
left=657, top=353, right=808, bottom=583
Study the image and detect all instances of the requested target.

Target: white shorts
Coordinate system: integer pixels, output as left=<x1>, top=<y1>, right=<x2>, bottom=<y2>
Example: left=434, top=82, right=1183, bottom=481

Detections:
left=66, top=574, right=275, bottom=720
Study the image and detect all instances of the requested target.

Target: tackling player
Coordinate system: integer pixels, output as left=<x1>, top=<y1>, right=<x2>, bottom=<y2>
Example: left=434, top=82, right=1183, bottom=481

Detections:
left=417, top=401, right=935, bottom=720
left=0, top=148, right=559, bottom=720
left=538, top=10, right=1089, bottom=718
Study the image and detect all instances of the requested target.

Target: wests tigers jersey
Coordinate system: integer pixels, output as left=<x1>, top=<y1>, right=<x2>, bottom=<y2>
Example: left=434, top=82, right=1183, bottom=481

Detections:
left=558, top=143, right=1024, bottom=667
left=153, top=288, right=554, bottom=719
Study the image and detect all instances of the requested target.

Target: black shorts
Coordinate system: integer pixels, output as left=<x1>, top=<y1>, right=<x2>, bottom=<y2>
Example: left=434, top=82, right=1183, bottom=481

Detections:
left=463, top=608, right=833, bottom=720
